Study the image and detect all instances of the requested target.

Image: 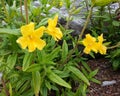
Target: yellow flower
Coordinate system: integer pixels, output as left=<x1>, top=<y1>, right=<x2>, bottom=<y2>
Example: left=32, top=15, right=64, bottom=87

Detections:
left=82, top=34, right=98, bottom=54
left=82, top=34, right=107, bottom=54
left=46, top=15, right=63, bottom=41
left=97, top=34, right=107, bottom=54
left=59, top=1, right=63, bottom=7
left=17, top=22, right=46, bottom=52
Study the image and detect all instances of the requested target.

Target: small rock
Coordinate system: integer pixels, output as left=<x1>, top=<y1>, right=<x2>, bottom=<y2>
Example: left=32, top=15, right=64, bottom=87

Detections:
left=101, top=80, right=116, bottom=87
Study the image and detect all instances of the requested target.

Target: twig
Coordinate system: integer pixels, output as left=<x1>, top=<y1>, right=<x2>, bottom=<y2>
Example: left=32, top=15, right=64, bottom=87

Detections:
left=1, top=78, right=10, bottom=96
left=24, top=0, right=29, bottom=24
left=63, top=5, right=94, bottom=64
left=20, top=0, right=24, bottom=22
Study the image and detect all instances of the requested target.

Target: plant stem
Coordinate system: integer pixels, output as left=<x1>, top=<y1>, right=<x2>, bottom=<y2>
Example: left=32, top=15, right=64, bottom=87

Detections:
left=63, top=5, right=94, bottom=64
left=107, top=42, right=120, bottom=49
left=20, top=0, right=24, bottom=22
left=78, top=5, right=93, bottom=41
left=1, top=78, right=10, bottom=96
left=24, top=0, right=29, bottom=24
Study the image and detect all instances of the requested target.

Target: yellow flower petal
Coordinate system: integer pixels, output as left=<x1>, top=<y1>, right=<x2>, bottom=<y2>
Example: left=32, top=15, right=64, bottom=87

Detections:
left=21, top=22, right=34, bottom=36
left=98, top=34, right=104, bottom=43
left=48, top=15, right=58, bottom=27
left=34, top=39, right=46, bottom=50
left=82, top=34, right=97, bottom=54
left=34, top=26, right=45, bottom=38
left=16, top=37, right=29, bottom=49
left=28, top=41, right=36, bottom=52
left=83, top=47, right=91, bottom=54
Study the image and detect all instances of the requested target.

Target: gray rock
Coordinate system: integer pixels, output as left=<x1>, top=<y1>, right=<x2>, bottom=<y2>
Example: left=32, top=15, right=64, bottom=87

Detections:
left=101, top=80, right=116, bottom=87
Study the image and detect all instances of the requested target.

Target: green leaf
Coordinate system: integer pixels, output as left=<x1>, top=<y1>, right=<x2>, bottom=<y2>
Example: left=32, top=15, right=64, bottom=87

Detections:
left=47, top=70, right=71, bottom=89
left=111, top=49, right=120, bottom=58
left=16, top=78, right=28, bottom=91
left=112, top=60, right=120, bottom=70
left=46, top=47, right=61, bottom=60
left=45, top=80, right=51, bottom=90
left=7, top=53, right=17, bottom=70
left=40, top=86, right=48, bottom=96
left=0, top=28, right=20, bottom=35
left=32, top=71, right=41, bottom=96
left=89, top=69, right=98, bottom=78
left=9, top=83, right=12, bottom=96
left=62, top=40, right=68, bottom=61
left=53, top=70, right=70, bottom=78
left=37, top=50, right=46, bottom=63
left=112, top=20, right=120, bottom=26
left=68, top=66, right=90, bottom=86
left=81, top=61, right=92, bottom=72
left=19, top=81, right=30, bottom=94
left=65, top=0, right=71, bottom=9
left=90, top=78, right=101, bottom=84
left=81, top=66, right=89, bottom=77
left=26, top=64, right=42, bottom=72
left=37, top=18, right=48, bottom=27
left=22, top=52, right=33, bottom=71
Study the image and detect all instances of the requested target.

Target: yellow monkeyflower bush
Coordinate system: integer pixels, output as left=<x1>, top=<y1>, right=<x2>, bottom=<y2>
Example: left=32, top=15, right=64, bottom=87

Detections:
left=82, top=34, right=107, bottom=54
left=17, top=15, right=63, bottom=52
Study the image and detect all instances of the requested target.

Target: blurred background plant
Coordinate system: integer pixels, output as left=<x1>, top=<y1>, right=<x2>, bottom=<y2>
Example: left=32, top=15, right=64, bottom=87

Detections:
left=0, top=0, right=120, bottom=96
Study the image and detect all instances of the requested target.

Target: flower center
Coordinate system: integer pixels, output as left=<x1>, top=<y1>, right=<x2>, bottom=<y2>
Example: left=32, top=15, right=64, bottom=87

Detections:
left=28, top=35, right=33, bottom=40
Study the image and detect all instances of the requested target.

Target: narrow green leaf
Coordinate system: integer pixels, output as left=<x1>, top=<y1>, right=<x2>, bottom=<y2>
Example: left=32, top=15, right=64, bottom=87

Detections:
left=19, top=81, right=30, bottom=94
left=22, top=52, right=33, bottom=71
left=89, top=69, right=98, bottom=78
left=65, top=0, right=71, bottom=9
left=9, top=83, right=12, bottom=96
left=47, top=70, right=71, bottom=89
left=40, top=86, right=48, bottom=96
left=68, top=66, right=90, bottom=86
left=32, top=71, right=41, bottom=96
left=37, top=50, right=45, bottom=63
left=16, top=78, right=27, bottom=91
left=112, top=60, right=120, bottom=70
left=37, top=18, right=48, bottom=27
left=90, top=78, right=101, bottom=84
left=62, top=40, right=68, bottom=61
left=81, top=61, right=92, bottom=72
left=81, top=66, right=89, bottom=77
left=0, top=28, right=20, bottom=35
left=26, top=64, right=42, bottom=72
left=7, top=53, right=17, bottom=70
left=46, top=47, right=61, bottom=60
left=45, top=80, right=51, bottom=90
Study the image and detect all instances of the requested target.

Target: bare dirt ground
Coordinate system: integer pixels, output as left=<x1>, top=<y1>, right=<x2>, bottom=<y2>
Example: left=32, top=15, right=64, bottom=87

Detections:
left=87, top=59, right=120, bottom=96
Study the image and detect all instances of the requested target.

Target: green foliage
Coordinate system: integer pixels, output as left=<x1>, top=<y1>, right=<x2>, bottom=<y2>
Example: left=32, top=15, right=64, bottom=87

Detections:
left=107, top=48, right=120, bottom=70
left=1, top=0, right=119, bottom=96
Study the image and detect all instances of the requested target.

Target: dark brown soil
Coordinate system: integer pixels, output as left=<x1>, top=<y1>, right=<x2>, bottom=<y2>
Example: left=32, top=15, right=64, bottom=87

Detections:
left=87, top=59, right=120, bottom=96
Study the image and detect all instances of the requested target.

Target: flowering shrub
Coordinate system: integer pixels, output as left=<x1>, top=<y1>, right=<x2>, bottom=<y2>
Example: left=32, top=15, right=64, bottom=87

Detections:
left=0, top=0, right=119, bottom=96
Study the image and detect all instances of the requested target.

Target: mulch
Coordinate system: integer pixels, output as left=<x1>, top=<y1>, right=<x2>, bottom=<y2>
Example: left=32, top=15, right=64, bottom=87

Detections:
left=87, top=58, right=120, bottom=96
